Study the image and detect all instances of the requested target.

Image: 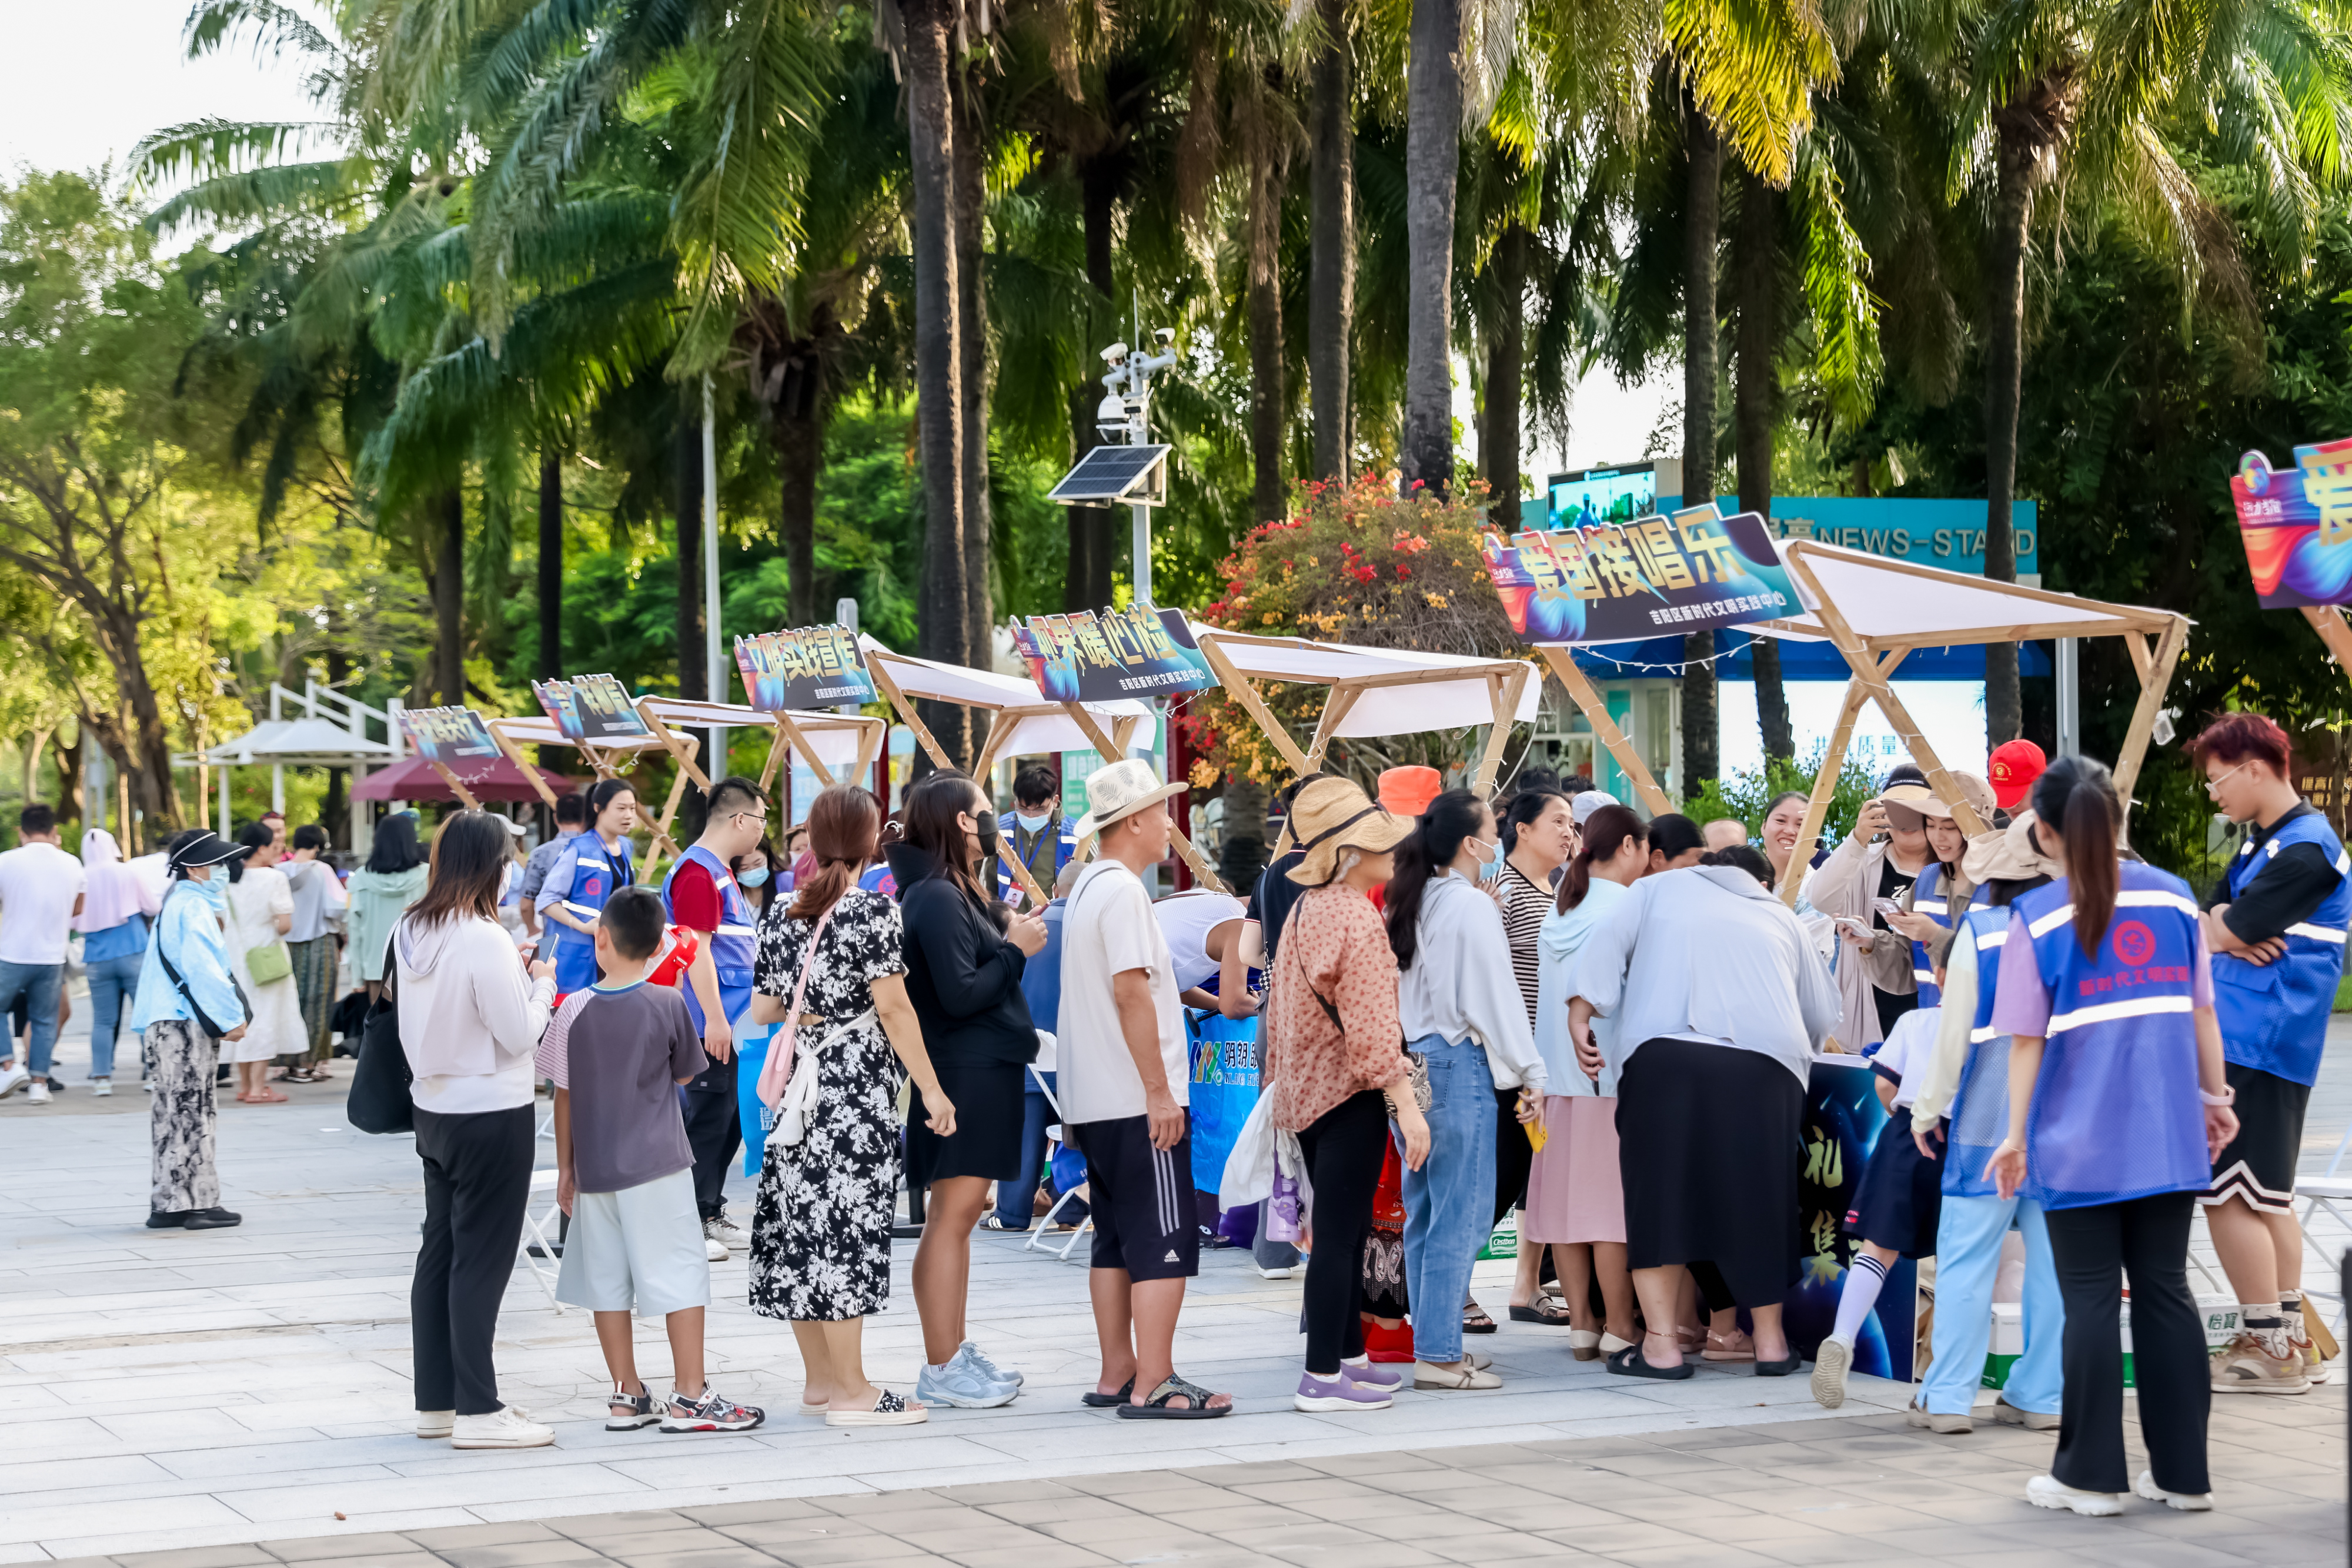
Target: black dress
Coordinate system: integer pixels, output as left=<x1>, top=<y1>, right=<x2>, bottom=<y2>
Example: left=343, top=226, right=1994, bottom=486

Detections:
left=888, top=843, right=1037, bottom=1184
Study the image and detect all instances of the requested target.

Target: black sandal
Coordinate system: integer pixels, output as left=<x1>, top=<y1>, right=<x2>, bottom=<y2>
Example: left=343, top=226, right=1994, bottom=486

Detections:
left=1115, top=1374, right=1232, bottom=1419
left=1605, top=1344, right=1695, bottom=1381
left=1080, top=1376, right=1135, bottom=1408
left=1754, top=1354, right=1802, bottom=1377
left=1462, top=1302, right=1499, bottom=1335
left=1508, top=1298, right=1574, bottom=1326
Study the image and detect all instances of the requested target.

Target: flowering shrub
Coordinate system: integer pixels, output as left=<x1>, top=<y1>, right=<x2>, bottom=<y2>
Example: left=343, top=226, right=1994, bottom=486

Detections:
left=1178, top=474, right=1529, bottom=784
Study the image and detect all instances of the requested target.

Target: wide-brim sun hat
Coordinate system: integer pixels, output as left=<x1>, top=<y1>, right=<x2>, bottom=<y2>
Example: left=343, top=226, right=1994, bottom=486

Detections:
left=1962, top=808, right=2063, bottom=884
left=166, top=830, right=252, bottom=871
left=1916, top=771, right=1997, bottom=824
left=1073, top=757, right=1188, bottom=840
left=1287, top=775, right=1414, bottom=885
left=1873, top=782, right=1939, bottom=813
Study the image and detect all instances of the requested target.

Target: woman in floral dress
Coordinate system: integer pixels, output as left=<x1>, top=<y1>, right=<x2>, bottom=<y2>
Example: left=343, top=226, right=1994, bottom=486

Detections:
left=745, top=785, right=956, bottom=1427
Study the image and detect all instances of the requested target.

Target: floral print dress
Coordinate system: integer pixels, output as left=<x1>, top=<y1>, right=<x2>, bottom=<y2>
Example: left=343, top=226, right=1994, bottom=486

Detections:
left=747, top=887, right=908, bottom=1322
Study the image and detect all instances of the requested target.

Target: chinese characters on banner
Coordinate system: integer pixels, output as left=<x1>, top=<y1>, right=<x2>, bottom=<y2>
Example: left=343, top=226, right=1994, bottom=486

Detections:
left=1479, top=505, right=1803, bottom=645
left=397, top=706, right=503, bottom=780
left=2231, top=442, right=2352, bottom=608
left=734, top=624, right=876, bottom=712
left=532, top=673, right=649, bottom=743
left=1009, top=604, right=1217, bottom=704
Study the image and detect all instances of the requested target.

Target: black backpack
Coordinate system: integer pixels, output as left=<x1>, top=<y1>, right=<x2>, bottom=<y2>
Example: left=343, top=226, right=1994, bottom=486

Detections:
left=345, top=966, right=415, bottom=1135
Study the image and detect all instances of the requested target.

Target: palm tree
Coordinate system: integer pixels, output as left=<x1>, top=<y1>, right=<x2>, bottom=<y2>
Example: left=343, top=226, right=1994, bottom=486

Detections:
left=1308, top=0, right=1352, bottom=482
left=1400, top=0, right=1465, bottom=498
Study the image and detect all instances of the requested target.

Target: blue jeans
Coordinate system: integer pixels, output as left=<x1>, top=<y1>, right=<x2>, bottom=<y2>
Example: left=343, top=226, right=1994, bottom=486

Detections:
left=0, top=961, right=62, bottom=1077
left=1919, top=1192, right=2066, bottom=1417
left=1399, top=1033, right=1497, bottom=1364
left=993, top=1070, right=1058, bottom=1229
left=84, top=952, right=143, bottom=1079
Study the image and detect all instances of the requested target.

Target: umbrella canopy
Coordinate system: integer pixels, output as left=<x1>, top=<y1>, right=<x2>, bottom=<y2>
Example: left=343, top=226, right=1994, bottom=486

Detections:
left=350, top=754, right=576, bottom=803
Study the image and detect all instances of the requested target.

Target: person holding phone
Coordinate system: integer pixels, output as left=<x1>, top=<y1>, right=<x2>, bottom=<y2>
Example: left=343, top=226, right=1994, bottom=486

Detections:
left=1805, top=767, right=1939, bottom=1052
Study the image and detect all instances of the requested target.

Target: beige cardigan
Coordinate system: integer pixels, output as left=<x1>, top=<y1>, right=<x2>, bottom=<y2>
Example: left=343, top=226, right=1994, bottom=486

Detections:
left=1800, top=833, right=1938, bottom=1052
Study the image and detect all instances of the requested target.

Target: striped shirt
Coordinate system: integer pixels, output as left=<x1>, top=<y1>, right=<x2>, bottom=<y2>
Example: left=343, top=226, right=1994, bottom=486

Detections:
left=1498, top=862, right=1552, bottom=1028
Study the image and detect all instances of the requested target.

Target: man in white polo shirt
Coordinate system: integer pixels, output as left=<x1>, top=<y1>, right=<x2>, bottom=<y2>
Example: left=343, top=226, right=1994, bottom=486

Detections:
left=0, top=805, right=88, bottom=1103
left=1058, top=760, right=1232, bottom=1421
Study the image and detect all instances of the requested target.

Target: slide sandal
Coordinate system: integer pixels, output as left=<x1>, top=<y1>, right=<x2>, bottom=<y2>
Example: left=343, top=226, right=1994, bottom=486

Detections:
left=1605, top=1344, right=1695, bottom=1382
left=824, top=1389, right=928, bottom=1427
left=1115, top=1375, right=1232, bottom=1419
left=1080, top=1377, right=1136, bottom=1408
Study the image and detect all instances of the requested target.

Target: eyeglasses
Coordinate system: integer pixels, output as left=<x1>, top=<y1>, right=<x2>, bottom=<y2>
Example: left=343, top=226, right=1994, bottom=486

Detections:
left=2204, top=759, right=2253, bottom=800
left=730, top=809, right=768, bottom=826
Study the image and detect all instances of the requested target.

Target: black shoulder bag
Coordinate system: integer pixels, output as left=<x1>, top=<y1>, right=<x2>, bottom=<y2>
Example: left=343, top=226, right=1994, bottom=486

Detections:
left=346, top=960, right=416, bottom=1135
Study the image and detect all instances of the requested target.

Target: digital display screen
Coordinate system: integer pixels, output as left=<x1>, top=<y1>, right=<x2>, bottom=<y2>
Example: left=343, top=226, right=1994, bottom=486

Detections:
left=1549, top=464, right=1658, bottom=530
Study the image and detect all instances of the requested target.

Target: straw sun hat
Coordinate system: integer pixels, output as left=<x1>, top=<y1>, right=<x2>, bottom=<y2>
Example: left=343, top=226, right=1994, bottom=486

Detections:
left=1285, top=775, right=1415, bottom=885
left=1962, top=808, right=2063, bottom=884
left=1072, top=757, right=1188, bottom=841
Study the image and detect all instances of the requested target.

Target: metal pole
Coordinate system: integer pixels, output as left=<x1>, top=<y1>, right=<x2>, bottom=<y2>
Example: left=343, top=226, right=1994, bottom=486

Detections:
left=1131, top=500, right=1152, bottom=609
left=2055, top=639, right=2080, bottom=758
left=219, top=764, right=230, bottom=836
left=703, top=376, right=726, bottom=777
left=269, top=684, right=285, bottom=813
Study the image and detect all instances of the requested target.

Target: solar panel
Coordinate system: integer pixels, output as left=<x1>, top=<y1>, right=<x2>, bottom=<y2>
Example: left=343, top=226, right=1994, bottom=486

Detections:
left=1048, top=443, right=1171, bottom=503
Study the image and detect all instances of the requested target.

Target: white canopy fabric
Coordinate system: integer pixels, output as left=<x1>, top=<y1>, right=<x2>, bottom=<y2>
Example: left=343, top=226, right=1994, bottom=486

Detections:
left=635, top=698, right=879, bottom=767
left=199, top=717, right=394, bottom=767
left=1748, top=539, right=2173, bottom=647
left=860, top=636, right=1150, bottom=730
left=490, top=716, right=671, bottom=753
left=1186, top=624, right=1541, bottom=737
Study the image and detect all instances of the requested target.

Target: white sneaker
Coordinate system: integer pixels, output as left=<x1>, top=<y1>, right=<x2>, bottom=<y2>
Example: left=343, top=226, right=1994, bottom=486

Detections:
left=90, top=1078, right=112, bottom=1098
left=1810, top=1335, right=1852, bottom=1409
left=0, top=1064, right=24, bottom=1099
left=2025, top=1473, right=2123, bottom=1516
left=705, top=1213, right=748, bottom=1248
left=26, top=1081, right=50, bottom=1105
left=416, top=1409, right=455, bottom=1439
left=2134, top=1469, right=2213, bottom=1510
left=703, top=1233, right=730, bottom=1262
left=450, top=1405, right=554, bottom=1449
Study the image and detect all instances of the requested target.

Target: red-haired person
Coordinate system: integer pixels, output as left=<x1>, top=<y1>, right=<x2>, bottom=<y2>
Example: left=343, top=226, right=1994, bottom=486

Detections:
left=2193, top=711, right=2350, bottom=1393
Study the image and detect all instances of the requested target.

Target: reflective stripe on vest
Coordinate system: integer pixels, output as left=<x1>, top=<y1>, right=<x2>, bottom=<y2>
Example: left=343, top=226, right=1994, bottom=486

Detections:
left=1944, top=903, right=2016, bottom=1199
left=2216, top=804, right=2352, bottom=1086
left=662, top=843, right=760, bottom=1032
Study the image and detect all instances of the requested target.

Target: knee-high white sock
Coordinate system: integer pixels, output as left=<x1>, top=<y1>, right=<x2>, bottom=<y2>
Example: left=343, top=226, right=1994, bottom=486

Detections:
left=1831, top=1254, right=1890, bottom=1346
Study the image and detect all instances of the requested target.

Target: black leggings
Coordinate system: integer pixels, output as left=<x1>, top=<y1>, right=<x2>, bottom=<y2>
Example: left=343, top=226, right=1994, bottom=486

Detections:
left=1492, top=1086, right=1532, bottom=1227
left=412, top=1104, right=536, bottom=1416
left=1297, top=1090, right=1392, bottom=1375
left=2045, top=1191, right=2210, bottom=1496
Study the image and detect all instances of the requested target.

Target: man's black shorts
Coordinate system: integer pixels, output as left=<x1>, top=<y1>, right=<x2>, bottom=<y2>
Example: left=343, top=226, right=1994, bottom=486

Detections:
left=2203, top=1061, right=2311, bottom=1216
left=1067, top=1114, right=1199, bottom=1281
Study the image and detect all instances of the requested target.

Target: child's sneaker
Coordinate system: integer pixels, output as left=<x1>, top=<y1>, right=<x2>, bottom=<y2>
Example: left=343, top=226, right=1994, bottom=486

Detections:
left=1810, top=1336, right=1852, bottom=1409
left=958, top=1341, right=1023, bottom=1387
left=2134, top=1469, right=2213, bottom=1511
left=606, top=1382, right=661, bottom=1430
left=662, top=1388, right=764, bottom=1432
left=452, top=1405, right=555, bottom=1449
left=1294, top=1369, right=1392, bottom=1411
left=917, top=1355, right=1018, bottom=1408
left=2026, top=1474, right=2122, bottom=1516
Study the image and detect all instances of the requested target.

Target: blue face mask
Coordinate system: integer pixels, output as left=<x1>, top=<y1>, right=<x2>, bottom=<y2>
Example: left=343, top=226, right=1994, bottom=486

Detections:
left=1015, top=811, right=1052, bottom=834
left=1469, top=837, right=1503, bottom=887
left=737, top=864, right=770, bottom=889
left=181, top=872, right=228, bottom=910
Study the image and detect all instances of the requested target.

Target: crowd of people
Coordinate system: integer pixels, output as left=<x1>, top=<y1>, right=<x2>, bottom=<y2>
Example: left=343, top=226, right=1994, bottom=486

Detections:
left=0, top=708, right=2340, bottom=1516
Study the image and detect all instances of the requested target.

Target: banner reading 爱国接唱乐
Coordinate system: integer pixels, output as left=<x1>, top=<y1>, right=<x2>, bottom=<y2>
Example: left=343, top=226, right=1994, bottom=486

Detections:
left=1010, top=604, right=1216, bottom=704
left=734, top=624, right=876, bottom=712
left=2232, top=443, right=2352, bottom=608
left=1481, top=505, right=1802, bottom=645
left=397, top=706, right=502, bottom=774
left=533, top=674, right=649, bottom=743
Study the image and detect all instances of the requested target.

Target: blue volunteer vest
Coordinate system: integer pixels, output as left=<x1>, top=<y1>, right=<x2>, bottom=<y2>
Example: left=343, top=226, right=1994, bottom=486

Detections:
left=2014, top=864, right=2209, bottom=1211
left=1909, top=862, right=1965, bottom=1008
left=662, top=843, right=759, bottom=1033
left=547, top=833, right=634, bottom=993
left=2213, top=807, right=2351, bottom=1087
left=1941, top=903, right=2014, bottom=1200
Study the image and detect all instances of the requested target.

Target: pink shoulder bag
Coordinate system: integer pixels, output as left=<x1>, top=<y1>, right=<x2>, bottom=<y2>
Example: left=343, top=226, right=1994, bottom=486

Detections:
left=754, top=897, right=848, bottom=1114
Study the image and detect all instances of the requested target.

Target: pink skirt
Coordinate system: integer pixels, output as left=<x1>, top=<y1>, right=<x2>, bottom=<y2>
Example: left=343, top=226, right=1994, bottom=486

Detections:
left=1522, top=1095, right=1626, bottom=1245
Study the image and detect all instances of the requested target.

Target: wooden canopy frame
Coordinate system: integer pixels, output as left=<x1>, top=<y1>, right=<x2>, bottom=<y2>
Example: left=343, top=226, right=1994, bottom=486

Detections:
left=858, top=641, right=1228, bottom=901
left=626, top=698, right=887, bottom=877
left=1188, top=626, right=1538, bottom=798
left=486, top=715, right=694, bottom=876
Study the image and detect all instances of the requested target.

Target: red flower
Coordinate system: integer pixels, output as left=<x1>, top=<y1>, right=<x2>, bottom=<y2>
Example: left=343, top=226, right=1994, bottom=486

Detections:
left=1396, top=565, right=1412, bottom=579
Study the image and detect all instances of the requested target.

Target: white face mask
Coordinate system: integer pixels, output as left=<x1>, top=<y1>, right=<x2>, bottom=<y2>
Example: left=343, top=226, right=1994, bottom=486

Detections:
left=1468, top=837, right=1502, bottom=887
left=1015, top=811, right=1052, bottom=834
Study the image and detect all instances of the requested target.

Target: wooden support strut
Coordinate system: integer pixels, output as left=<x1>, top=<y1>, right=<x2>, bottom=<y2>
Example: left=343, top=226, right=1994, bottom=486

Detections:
left=1468, top=663, right=1533, bottom=796
left=2302, top=604, right=2352, bottom=680
left=1775, top=664, right=1897, bottom=907
left=485, top=721, right=563, bottom=810
left=1062, top=700, right=1228, bottom=895
left=1195, top=637, right=1314, bottom=777
left=863, top=659, right=1050, bottom=907
left=1302, top=683, right=1363, bottom=772
left=2112, top=613, right=2190, bottom=817
left=1534, top=646, right=1675, bottom=817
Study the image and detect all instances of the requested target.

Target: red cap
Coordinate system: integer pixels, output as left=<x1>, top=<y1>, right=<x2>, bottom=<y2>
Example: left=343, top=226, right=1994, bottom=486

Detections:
left=1986, top=740, right=2047, bottom=808
left=1377, top=765, right=1443, bottom=817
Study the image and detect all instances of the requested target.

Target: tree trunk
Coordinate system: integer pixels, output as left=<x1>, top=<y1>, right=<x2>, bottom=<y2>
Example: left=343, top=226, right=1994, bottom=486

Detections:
left=537, top=453, right=563, bottom=681
left=1067, top=162, right=1118, bottom=615
left=1400, top=0, right=1462, bottom=500
left=57, top=723, right=85, bottom=828
left=777, top=367, right=824, bottom=631
left=954, top=61, right=993, bottom=668
left=1679, top=97, right=1721, bottom=794
left=1219, top=774, right=1271, bottom=895
left=1484, top=223, right=1525, bottom=525
left=433, top=490, right=465, bottom=706
left=1248, top=145, right=1288, bottom=526
left=902, top=0, right=970, bottom=765
left=674, top=406, right=705, bottom=701
left=1983, top=125, right=2034, bottom=746
left=1735, top=172, right=1792, bottom=765
left=22, top=728, right=49, bottom=812
left=1308, top=0, right=1352, bottom=484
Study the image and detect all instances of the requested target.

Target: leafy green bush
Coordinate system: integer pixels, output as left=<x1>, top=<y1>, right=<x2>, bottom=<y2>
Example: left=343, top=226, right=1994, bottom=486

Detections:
left=1681, top=749, right=1882, bottom=851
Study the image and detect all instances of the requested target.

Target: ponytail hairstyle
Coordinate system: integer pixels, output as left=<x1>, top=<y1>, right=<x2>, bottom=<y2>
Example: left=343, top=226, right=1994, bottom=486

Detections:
left=787, top=785, right=880, bottom=924
left=2030, top=755, right=2122, bottom=957
left=1384, top=789, right=1492, bottom=972
left=1561, top=804, right=1646, bottom=912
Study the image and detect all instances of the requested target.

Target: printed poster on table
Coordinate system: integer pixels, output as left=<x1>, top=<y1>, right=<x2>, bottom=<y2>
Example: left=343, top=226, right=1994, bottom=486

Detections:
left=734, top=624, right=875, bottom=711
left=1010, top=604, right=1215, bottom=703
left=397, top=706, right=503, bottom=778
left=1481, top=504, right=1803, bottom=644
left=532, top=673, right=648, bottom=743
left=2231, top=442, right=2352, bottom=608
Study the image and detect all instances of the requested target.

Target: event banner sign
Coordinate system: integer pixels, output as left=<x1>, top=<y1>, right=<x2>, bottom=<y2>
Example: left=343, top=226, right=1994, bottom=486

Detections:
left=734, top=624, right=876, bottom=711
left=1481, top=504, right=1802, bottom=644
left=532, top=673, right=649, bottom=743
left=397, top=706, right=502, bottom=775
left=2231, top=442, right=2352, bottom=608
left=1010, top=604, right=1217, bottom=703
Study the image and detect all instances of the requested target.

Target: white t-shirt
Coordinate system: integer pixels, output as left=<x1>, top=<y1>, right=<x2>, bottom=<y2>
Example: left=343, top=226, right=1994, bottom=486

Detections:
left=1872, top=1005, right=1939, bottom=1111
left=1057, top=860, right=1188, bottom=1124
left=1152, top=890, right=1249, bottom=993
left=0, top=842, right=86, bottom=965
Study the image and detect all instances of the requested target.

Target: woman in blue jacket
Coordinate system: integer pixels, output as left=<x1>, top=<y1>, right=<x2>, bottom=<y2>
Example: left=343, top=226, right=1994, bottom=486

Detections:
left=133, top=830, right=253, bottom=1231
left=537, top=779, right=639, bottom=992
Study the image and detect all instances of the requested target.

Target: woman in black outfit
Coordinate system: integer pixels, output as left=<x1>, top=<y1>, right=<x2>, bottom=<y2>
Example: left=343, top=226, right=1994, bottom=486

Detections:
left=891, top=771, right=1049, bottom=1400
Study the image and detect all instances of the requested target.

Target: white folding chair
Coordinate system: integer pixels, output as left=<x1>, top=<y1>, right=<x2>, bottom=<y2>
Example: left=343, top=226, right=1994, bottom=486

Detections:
left=1020, top=1064, right=1094, bottom=1262
left=2296, top=1122, right=2352, bottom=1333
left=516, top=1167, right=567, bottom=1314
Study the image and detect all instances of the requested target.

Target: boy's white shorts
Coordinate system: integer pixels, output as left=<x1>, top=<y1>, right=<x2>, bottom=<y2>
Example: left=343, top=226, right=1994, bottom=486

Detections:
left=555, top=1166, right=713, bottom=1317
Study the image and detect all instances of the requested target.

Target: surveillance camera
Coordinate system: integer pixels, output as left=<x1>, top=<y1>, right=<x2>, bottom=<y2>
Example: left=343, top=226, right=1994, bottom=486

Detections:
left=1095, top=392, right=1128, bottom=427
left=1153, top=327, right=1175, bottom=346
left=1100, top=342, right=1129, bottom=365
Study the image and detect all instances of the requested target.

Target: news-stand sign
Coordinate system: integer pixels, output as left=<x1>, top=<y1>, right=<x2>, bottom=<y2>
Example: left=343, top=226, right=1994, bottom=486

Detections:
left=397, top=706, right=503, bottom=783
left=1481, top=504, right=1805, bottom=644
left=735, top=624, right=877, bottom=711
left=532, top=673, right=650, bottom=743
left=2233, top=440, right=2352, bottom=609
left=1010, top=604, right=1217, bottom=704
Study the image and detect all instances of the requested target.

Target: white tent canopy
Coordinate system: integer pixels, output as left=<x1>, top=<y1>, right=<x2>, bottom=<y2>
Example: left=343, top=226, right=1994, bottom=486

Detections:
left=488, top=716, right=671, bottom=754
left=1747, top=539, right=2173, bottom=648
left=858, top=636, right=1152, bottom=763
left=196, top=717, right=393, bottom=768
left=1188, top=624, right=1541, bottom=740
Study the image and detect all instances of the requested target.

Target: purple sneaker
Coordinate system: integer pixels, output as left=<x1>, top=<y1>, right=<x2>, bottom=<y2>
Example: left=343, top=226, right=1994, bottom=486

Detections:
left=1341, top=1358, right=1404, bottom=1389
left=1294, top=1369, right=1394, bottom=1412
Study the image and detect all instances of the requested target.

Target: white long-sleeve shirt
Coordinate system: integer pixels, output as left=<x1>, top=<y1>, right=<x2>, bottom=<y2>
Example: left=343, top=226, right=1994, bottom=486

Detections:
left=1395, top=872, right=1548, bottom=1094
left=396, top=912, right=557, bottom=1114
